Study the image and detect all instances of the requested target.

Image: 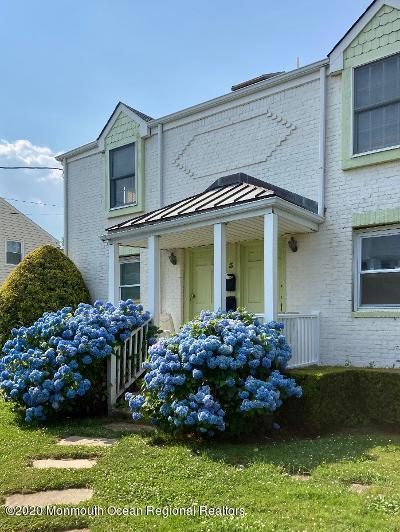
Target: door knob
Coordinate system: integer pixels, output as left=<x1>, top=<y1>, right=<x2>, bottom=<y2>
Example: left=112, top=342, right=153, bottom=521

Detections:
left=190, top=293, right=196, bottom=299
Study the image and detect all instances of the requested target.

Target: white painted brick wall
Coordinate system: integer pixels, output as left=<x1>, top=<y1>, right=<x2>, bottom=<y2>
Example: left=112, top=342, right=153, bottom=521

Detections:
left=286, top=73, right=400, bottom=368
left=67, top=153, right=109, bottom=302
left=67, top=69, right=400, bottom=368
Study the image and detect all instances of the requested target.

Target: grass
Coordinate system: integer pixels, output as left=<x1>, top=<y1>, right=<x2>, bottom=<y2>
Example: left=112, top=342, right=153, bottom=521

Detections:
left=1, top=403, right=400, bottom=531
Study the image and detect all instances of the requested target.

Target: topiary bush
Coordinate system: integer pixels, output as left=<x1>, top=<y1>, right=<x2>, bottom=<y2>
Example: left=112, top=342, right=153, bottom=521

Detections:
left=0, top=245, right=91, bottom=346
left=126, top=309, right=302, bottom=437
left=0, top=300, right=150, bottom=422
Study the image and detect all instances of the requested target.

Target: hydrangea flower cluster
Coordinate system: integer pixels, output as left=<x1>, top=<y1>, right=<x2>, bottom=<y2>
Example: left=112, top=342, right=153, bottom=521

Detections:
left=0, top=300, right=150, bottom=422
left=126, top=309, right=302, bottom=436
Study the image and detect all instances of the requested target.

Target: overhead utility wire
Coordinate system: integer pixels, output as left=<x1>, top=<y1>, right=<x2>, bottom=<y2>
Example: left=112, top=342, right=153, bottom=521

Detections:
left=0, top=166, right=63, bottom=171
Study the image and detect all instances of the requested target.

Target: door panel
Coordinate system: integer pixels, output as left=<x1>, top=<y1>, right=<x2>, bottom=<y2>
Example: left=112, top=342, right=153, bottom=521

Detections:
left=240, top=239, right=286, bottom=314
left=240, top=242, right=264, bottom=313
left=188, top=247, right=213, bottom=319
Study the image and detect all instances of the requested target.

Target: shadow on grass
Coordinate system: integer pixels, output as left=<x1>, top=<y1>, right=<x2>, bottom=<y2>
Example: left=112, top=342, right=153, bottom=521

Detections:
left=148, top=428, right=398, bottom=475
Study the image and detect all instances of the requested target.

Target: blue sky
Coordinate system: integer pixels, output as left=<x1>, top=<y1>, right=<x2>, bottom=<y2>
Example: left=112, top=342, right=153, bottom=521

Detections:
left=0, top=0, right=370, bottom=238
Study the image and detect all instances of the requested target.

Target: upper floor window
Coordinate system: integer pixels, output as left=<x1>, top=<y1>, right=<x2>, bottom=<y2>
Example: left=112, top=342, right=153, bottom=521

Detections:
left=354, top=228, right=400, bottom=309
left=6, top=240, right=22, bottom=265
left=109, top=143, right=136, bottom=209
left=354, top=53, right=400, bottom=155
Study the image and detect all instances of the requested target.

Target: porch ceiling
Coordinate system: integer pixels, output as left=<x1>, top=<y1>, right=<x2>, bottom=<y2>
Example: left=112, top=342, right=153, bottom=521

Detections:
left=114, top=214, right=316, bottom=250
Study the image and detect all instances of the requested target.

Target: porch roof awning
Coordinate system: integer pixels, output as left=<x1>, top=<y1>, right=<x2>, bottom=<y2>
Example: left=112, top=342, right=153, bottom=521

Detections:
left=107, top=173, right=319, bottom=237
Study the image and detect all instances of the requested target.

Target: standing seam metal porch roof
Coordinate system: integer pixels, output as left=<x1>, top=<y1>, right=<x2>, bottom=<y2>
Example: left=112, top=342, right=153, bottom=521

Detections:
left=107, top=173, right=318, bottom=233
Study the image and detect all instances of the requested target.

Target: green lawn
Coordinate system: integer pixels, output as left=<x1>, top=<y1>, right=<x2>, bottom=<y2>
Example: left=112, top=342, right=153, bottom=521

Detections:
left=1, top=403, right=400, bottom=531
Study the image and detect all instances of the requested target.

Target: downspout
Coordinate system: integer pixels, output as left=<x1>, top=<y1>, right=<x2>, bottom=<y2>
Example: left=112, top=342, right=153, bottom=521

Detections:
left=318, top=65, right=327, bottom=218
left=62, top=158, right=69, bottom=255
left=158, top=123, right=163, bottom=208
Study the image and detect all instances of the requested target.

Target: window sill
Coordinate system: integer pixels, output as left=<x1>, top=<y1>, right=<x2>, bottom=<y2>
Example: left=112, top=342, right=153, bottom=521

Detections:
left=352, top=310, right=400, bottom=318
left=342, top=144, right=400, bottom=170
left=107, top=203, right=143, bottom=219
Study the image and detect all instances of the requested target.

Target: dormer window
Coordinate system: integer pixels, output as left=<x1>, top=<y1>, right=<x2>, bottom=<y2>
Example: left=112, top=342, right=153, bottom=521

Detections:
left=109, top=143, right=136, bottom=209
left=354, top=53, right=400, bottom=154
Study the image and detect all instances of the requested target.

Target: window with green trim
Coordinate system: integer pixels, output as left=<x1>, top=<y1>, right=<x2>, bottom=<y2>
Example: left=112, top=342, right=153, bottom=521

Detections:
left=354, top=227, right=400, bottom=309
left=120, top=257, right=140, bottom=302
left=354, top=53, right=400, bottom=154
left=109, top=143, right=136, bottom=209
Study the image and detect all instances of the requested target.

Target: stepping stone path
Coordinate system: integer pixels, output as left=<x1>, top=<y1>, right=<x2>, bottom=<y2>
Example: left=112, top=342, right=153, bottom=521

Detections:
left=105, top=421, right=155, bottom=433
left=32, top=458, right=97, bottom=469
left=8, top=430, right=125, bottom=518
left=57, top=435, right=117, bottom=446
left=291, top=473, right=311, bottom=481
left=350, top=483, right=370, bottom=494
left=6, top=488, right=93, bottom=507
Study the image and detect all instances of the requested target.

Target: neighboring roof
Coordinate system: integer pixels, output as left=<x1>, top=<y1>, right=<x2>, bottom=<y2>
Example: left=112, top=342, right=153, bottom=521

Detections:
left=0, top=197, right=58, bottom=243
left=231, top=72, right=285, bottom=91
left=107, top=172, right=318, bottom=233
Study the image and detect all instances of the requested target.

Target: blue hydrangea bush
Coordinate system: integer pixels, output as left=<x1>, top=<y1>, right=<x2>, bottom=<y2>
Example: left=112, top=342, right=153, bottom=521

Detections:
left=0, top=300, right=150, bottom=422
left=126, top=309, right=302, bottom=437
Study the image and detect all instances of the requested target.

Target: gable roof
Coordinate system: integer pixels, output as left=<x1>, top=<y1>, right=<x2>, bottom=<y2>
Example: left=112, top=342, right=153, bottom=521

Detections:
left=328, top=0, right=376, bottom=56
left=97, top=101, right=153, bottom=141
left=329, top=0, right=400, bottom=72
left=107, top=172, right=318, bottom=233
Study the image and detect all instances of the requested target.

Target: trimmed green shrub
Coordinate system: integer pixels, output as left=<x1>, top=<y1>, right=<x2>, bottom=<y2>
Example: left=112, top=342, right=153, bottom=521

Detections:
left=0, top=245, right=90, bottom=346
left=277, top=366, right=400, bottom=434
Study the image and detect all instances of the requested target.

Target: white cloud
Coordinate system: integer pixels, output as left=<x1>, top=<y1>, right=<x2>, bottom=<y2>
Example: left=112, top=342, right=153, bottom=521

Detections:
left=0, top=139, right=63, bottom=182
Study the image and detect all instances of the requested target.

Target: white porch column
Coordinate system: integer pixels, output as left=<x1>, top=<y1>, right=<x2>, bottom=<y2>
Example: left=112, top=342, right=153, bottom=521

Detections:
left=264, top=212, right=278, bottom=322
left=108, top=242, right=120, bottom=305
left=148, top=235, right=160, bottom=325
left=213, top=222, right=226, bottom=312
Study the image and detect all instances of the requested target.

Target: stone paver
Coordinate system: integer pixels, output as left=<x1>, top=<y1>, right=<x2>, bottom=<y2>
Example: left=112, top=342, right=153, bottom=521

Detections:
left=105, top=422, right=155, bottom=433
left=57, top=435, right=117, bottom=447
left=350, top=483, right=370, bottom=493
left=291, top=473, right=311, bottom=481
left=32, top=458, right=97, bottom=469
left=6, top=488, right=93, bottom=506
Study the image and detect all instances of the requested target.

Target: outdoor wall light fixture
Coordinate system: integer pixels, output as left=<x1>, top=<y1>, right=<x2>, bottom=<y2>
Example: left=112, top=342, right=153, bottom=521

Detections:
left=168, top=251, right=177, bottom=265
left=288, top=236, right=298, bottom=252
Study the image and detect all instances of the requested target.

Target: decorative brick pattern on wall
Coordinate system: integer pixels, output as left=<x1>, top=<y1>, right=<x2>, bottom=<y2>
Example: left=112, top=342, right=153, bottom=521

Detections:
left=173, top=110, right=296, bottom=179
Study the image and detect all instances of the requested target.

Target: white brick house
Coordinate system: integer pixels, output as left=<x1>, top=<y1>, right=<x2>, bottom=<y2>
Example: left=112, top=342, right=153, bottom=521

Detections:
left=58, top=0, right=400, bottom=368
left=0, top=197, right=58, bottom=285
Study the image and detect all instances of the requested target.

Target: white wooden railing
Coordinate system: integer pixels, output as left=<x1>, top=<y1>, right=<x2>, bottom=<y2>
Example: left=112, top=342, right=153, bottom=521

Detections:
left=256, top=312, right=320, bottom=368
left=278, top=313, right=320, bottom=368
left=107, top=319, right=151, bottom=413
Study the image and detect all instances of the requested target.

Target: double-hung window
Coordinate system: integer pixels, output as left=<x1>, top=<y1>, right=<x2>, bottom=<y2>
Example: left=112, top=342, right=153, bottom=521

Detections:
left=120, top=256, right=140, bottom=302
left=109, top=143, right=136, bottom=209
left=355, top=228, right=400, bottom=309
left=6, top=240, right=22, bottom=265
left=353, top=53, right=400, bottom=154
